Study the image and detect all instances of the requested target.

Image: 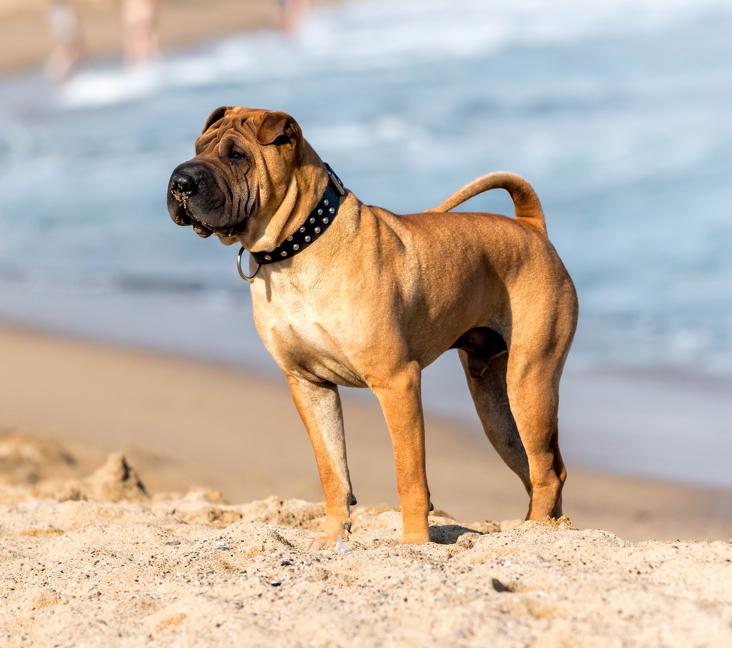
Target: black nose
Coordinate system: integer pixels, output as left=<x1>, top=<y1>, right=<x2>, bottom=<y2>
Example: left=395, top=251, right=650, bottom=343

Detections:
left=170, top=172, right=197, bottom=196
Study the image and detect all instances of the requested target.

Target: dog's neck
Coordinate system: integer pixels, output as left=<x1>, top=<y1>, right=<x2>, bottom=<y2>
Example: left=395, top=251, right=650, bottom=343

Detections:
left=250, top=169, right=345, bottom=265
left=244, top=145, right=330, bottom=254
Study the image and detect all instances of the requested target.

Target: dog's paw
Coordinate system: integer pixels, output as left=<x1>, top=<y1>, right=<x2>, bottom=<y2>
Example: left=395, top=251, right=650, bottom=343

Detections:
left=400, top=530, right=430, bottom=545
left=309, top=530, right=350, bottom=551
left=309, top=518, right=351, bottom=551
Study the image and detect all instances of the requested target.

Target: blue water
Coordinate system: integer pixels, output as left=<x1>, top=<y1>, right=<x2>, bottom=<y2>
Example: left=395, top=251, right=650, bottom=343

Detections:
left=0, top=0, right=731, bottom=457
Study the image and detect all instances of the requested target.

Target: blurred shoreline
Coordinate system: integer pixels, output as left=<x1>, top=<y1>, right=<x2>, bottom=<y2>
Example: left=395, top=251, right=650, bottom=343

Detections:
left=0, top=0, right=336, bottom=75
left=0, top=323, right=729, bottom=542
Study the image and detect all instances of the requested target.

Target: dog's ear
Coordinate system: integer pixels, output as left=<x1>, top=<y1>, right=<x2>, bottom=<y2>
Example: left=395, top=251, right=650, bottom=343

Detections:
left=255, top=111, right=302, bottom=147
left=202, top=106, right=230, bottom=133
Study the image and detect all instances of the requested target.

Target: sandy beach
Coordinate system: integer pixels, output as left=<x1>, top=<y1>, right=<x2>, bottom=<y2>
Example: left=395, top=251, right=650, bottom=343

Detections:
left=1, top=445, right=731, bottom=645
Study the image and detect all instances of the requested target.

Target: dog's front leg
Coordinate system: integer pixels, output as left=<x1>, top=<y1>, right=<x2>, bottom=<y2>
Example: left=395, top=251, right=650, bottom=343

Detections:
left=372, top=364, right=430, bottom=544
left=286, top=375, right=354, bottom=548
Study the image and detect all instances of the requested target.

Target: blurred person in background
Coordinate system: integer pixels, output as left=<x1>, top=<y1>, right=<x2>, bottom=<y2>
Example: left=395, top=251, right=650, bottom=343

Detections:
left=121, top=0, right=158, bottom=65
left=46, top=0, right=158, bottom=81
left=45, top=0, right=85, bottom=82
left=278, top=0, right=310, bottom=33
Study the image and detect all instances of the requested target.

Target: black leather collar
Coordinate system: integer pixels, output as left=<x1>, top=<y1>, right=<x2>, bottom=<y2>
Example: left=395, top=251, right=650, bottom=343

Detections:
left=251, top=164, right=346, bottom=266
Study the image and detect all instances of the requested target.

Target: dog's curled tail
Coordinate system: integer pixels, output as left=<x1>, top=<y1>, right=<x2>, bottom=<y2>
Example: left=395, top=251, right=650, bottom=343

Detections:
left=428, top=171, right=546, bottom=235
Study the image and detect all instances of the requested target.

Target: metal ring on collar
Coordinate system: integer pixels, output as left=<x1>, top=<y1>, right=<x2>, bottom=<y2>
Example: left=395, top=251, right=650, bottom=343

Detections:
left=237, top=246, right=260, bottom=283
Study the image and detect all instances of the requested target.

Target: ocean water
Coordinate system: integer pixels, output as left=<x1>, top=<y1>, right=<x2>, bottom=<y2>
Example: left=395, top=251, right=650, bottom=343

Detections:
left=0, top=0, right=731, bottom=483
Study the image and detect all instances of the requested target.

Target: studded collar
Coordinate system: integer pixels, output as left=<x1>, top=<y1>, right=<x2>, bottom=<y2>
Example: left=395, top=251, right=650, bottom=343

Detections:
left=251, top=164, right=346, bottom=266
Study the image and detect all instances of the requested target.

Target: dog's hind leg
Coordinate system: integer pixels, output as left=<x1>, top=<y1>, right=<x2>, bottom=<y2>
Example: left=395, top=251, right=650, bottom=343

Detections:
left=286, top=375, right=355, bottom=548
left=503, top=347, right=567, bottom=520
left=458, top=348, right=531, bottom=495
left=501, top=281, right=576, bottom=520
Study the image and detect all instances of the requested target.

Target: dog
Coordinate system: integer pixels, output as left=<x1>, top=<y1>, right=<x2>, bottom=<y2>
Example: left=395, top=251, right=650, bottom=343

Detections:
left=167, top=106, right=578, bottom=545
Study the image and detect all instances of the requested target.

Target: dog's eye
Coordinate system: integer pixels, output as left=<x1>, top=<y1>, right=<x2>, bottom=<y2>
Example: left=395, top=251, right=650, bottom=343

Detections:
left=229, top=148, right=248, bottom=162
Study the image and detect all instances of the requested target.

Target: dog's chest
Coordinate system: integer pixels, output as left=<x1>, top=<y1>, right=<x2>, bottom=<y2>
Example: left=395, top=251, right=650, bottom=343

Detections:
left=250, top=283, right=367, bottom=387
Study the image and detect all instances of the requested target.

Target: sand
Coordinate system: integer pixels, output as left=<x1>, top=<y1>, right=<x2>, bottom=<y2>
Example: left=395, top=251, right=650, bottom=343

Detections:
left=0, top=446, right=731, bottom=647
left=0, top=326, right=730, bottom=644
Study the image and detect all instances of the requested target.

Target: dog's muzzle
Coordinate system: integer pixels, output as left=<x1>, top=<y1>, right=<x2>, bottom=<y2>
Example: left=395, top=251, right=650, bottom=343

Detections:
left=167, top=162, right=242, bottom=239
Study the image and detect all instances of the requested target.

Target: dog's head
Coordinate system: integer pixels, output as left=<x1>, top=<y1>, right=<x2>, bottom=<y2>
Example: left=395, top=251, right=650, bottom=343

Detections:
left=167, top=106, right=307, bottom=247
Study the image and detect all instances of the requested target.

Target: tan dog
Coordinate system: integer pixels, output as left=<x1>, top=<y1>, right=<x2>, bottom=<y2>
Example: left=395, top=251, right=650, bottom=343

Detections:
left=167, top=106, right=578, bottom=545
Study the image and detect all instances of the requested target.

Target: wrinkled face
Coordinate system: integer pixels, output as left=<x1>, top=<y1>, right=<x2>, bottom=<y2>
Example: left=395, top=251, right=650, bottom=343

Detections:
left=167, top=106, right=302, bottom=243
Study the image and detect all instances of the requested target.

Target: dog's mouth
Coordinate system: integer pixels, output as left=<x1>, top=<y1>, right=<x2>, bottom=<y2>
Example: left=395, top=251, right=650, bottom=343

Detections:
left=191, top=220, right=213, bottom=239
left=189, top=214, right=246, bottom=240
left=171, top=197, right=245, bottom=240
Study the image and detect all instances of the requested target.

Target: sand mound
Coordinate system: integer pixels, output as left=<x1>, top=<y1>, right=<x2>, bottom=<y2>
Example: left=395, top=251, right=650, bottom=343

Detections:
left=0, top=453, right=730, bottom=646
left=0, top=431, right=79, bottom=485
left=0, top=446, right=148, bottom=504
left=59, top=452, right=148, bottom=502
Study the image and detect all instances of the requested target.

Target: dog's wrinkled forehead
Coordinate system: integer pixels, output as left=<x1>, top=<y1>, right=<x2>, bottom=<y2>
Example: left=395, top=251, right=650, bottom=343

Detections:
left=202, top=106, right=264, bottom=131
left=195, top=106, right=299, bottom=156
left=196, top=106, right=257, bottom=151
